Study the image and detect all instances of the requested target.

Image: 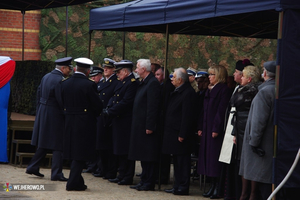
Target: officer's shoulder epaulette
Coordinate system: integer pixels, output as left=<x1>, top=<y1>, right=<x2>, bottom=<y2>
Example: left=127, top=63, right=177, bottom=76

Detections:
left=131, top=78, right=136, bottom=82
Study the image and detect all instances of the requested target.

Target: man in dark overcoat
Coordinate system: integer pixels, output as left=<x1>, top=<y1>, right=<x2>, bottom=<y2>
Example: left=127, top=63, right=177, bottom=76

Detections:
left=129, top=59, right=161, bottom=191
left=103, top=60, right=138, bottom=185
left=163, top=68, right=197, bottom=195
left=93, top=58, right=119, bottom=179
left=26, top=57, right=72, bottom=181
left=60, top=57, right=103, bottom=191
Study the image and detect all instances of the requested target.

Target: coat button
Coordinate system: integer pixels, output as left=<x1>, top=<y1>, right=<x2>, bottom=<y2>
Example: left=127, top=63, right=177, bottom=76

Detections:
left=84, top=109, right=87, bottom=112
left=103, top=93, right=105, bottom=95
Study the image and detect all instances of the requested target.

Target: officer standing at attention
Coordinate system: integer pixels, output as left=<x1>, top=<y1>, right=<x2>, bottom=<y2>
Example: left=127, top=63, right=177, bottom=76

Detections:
left=60, top=57, right=103, bottom=191
left=93, top=58, right=119, bottom=179
left=104, top=60, right=139, bottom=185
left=26, top=57, right=72, bottom=181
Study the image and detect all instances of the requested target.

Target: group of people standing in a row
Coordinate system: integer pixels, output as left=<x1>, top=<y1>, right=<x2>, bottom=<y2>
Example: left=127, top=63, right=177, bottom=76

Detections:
left=24, top=55, right=276, bottom=199
left=201, top=59, right=276, bottom=200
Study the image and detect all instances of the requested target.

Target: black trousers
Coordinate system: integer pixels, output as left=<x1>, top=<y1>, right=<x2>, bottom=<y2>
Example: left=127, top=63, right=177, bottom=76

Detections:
left=27, top=147, right=64, bottom=180
left=67, top=160, right=86, bottom=190
left=99, top=149, right=117, bottom=178
left=173, top=154, right=191, bottom=191
left=140, top=161, right=156, bottom=188
left=116, top=155, right=135, bottom=182
left=156, top=154, right=171, bottom=183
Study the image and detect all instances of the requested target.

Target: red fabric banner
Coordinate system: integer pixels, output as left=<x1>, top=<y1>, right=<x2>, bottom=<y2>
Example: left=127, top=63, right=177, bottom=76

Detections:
left=0, top=57, right=15, bottom=88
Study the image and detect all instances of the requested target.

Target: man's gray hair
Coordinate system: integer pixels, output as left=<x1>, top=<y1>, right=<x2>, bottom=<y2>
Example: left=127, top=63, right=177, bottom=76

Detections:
left=56, top=65, right=63, bottom=70
left=265, top=70, right=276, bottom=78
left=123, top=67, right=132, bottom=73
left=137, top=59, right=151, bottom=72
left=174, top=67, right=188, bottom=82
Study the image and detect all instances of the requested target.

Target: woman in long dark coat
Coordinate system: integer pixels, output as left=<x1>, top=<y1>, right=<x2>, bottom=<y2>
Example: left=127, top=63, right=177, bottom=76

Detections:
left=197, top=65, right=231, bottom=199
left=230, top=65, right=261, bottom=199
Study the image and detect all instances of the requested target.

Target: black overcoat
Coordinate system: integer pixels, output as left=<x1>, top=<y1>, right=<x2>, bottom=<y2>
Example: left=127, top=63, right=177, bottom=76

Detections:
left=60, top=73, right=102, bottom=161
left=31, top=69, right=65, bottom=151
left=96, top=74, right=119, bottom=150
left=162, top=82, right=197, bottom=155
left=128, top=73, right=161, bottom=162
left=107, top=74, right=138, bottom=155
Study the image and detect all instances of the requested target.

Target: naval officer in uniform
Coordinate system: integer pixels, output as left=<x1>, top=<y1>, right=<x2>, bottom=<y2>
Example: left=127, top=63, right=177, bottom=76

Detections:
left=26, top=57, right=72, bottom=181
left=93, top=58, right=119, bottom=179
left=103, top=60, right=139, bottom=185
left=59, top=57, right=103, bottom=191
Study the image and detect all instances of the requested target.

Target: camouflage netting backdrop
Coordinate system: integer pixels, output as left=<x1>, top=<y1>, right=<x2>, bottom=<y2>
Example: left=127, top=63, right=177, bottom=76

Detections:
left=40, top=0, right=278, bottom=74
left=10, top=61, right=54, bottom=115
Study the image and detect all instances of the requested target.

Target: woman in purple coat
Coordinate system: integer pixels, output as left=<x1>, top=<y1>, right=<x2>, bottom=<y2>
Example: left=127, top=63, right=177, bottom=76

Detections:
left=197, top=65, right=231, bottom=199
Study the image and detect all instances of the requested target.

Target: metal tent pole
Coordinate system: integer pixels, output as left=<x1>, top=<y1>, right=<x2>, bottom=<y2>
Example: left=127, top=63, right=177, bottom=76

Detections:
left=65, top=6, right=68, bottom=57
left=158, top=24, right=170, bottom=191
left=21, top=10, right=25, bottom=61
left=88, top=30, right=93, bottom=58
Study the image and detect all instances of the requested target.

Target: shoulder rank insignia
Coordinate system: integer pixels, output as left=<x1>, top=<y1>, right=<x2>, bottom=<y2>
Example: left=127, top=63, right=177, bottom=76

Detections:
left=131, top=78, right=136, bottom=82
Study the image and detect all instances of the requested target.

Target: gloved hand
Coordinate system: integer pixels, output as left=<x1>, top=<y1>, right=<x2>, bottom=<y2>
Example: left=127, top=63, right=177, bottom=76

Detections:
left=251, top=145, right=265, bottom=157
left=102, top=108, right=109, bottom=117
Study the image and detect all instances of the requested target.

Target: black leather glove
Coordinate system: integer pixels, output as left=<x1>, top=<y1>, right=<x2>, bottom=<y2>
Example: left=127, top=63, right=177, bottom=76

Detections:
left=251, top=145, right=265, bottom=157
left=102, top=108, right=109, bottom=117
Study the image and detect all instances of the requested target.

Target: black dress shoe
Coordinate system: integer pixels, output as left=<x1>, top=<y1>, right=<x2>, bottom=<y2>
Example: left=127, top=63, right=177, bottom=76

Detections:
left=136, top=173, right=142, bottom=177
left=108, top=178, right=121, bottom=183
left=82, top=169, right=93, bottom=173
left=137, top=185, right=155, bottom=191
left=173, top=189, right=189, bottom=195
left=66, top=185, right=87, bottom=191
left=118, top=180, right=133, bottom=185
left=130, top=183, right=143, bottom=189
left=164, top=188, right=177, bottom=193
left=92, top=172, right=103, bottom=177
left=103, top=175, right=116, bottom=180
left=26, top=170, right=44, bottom=177
left=51, top=177, right=68, bottom=181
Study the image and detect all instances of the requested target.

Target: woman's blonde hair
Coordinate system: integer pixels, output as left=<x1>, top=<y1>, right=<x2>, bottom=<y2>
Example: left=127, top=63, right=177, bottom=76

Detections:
left=243, top=65, right=261, bottom=83
left=208, top=65, right=228, bottom=84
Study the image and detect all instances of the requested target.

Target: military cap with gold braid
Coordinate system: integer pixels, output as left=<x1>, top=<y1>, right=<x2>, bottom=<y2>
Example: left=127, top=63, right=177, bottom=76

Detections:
left=114, top=60, right=134, bottom=72
left=102, top=58, right=116, bottom=68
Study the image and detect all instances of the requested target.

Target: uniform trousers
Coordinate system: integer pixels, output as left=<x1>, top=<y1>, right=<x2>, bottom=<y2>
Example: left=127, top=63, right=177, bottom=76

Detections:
left=99, top=149, right=117, bottom=178
left=27, top=147, right=63, bottom=180
left=67, top=160, right=86, bottom=190
left=173, top=154, right=191, bottom=191
left=140, top=161, right=157, bottom=188
left=116, top=155, right=135, bottom=182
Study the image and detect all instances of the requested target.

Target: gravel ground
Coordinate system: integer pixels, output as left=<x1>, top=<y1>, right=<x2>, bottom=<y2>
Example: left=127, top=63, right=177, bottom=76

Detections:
left=0, top=162, right=212, bottom=200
